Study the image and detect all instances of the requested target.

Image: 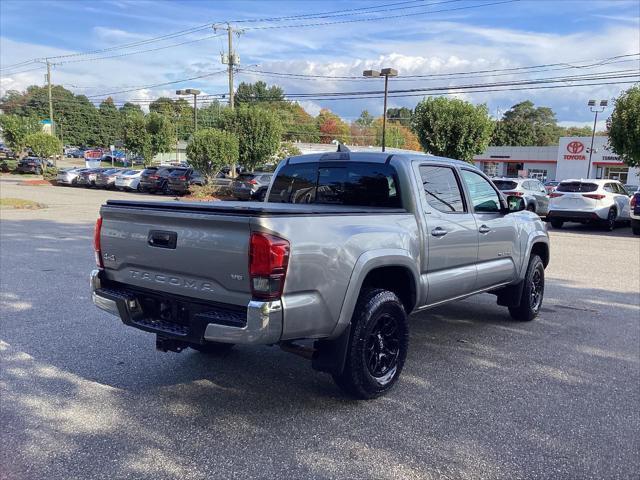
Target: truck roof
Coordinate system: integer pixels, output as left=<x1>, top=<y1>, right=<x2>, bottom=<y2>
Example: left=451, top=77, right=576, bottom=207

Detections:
left=286, top=151, right=472, bottom=168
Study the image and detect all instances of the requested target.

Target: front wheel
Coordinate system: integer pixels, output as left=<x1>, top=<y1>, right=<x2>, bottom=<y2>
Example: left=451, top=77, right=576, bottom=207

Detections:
left=332, top=288, right=409, bottom=399
left=508, top=254, right=545, bottom=322
left=604, top=208, right=617, bottom=231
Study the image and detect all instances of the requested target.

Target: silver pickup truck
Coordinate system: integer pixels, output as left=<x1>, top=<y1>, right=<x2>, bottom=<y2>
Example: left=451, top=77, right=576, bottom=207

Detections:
left=91, top=151, right=550, bottom=399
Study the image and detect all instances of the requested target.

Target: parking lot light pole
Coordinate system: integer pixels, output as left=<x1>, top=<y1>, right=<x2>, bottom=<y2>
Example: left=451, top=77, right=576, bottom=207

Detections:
left=363, top=68, right=398, bottom=152
left=176, top=89, right=201, bottom=133
left=586, top=99, right=608, bottom=178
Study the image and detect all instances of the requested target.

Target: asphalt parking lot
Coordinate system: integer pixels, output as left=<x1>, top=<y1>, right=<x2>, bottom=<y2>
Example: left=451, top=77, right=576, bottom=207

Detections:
left=1, top=177, right=639, bottom=480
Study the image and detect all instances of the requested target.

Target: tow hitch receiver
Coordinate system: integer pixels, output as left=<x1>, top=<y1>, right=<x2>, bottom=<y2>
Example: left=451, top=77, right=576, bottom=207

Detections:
left=156, top=335, right=189, bottom=353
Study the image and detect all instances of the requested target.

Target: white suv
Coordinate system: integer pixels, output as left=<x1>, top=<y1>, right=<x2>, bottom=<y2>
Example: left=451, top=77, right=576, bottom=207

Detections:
left=547, top=179, right=631, bottom=231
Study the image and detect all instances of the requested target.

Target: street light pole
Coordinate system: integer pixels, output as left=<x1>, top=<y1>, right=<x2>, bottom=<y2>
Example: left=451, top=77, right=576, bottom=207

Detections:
left=176, top=88, right=201, bottom=133
left=586, top=99, right=608, bottom=179
left=363, top=68, right=398, bottom=152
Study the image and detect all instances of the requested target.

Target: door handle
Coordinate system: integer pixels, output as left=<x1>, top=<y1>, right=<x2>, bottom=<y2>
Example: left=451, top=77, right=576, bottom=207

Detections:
left=431, top=227, right=448, bottom=237
left=478, top=225, right=491, bottom=234
left=148, top=230, right=177, bottom=249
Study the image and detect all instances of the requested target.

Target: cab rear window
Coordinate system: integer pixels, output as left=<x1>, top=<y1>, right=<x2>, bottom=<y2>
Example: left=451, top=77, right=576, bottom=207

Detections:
left=493, top=180, right=518, bottom=191
left=268, top=162, right=401, bottom=208
left=557, top=182, right=598, bottom=192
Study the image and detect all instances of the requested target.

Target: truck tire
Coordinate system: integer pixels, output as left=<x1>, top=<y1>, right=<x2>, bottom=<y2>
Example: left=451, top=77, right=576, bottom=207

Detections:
left=332, top=288, right=409, bottom=399
left=508, top=254, right=544, bottom=322
left=191, top=341, right=234, bottom=355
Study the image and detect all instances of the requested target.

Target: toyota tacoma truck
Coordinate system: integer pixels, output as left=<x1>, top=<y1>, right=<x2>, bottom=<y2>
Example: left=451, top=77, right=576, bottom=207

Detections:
left=91, top=150, right=550, bottom=399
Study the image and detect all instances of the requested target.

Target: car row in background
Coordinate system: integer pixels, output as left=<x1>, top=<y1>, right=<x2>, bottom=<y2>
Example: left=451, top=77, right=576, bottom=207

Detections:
left=17, top=157, right=55, bottom=174
left=493, top=177, right=549, bottom=216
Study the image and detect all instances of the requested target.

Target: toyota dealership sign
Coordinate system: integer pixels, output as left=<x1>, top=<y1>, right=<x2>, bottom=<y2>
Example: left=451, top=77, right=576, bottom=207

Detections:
left=564, top=141, right=585, bottom=160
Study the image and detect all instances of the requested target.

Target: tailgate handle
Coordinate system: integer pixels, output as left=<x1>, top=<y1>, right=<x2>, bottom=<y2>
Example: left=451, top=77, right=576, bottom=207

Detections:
left=148, top=230, right=177, bottom=249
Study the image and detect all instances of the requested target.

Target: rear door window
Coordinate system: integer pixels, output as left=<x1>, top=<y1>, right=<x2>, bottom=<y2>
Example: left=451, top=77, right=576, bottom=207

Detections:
left=461, top=170, right=502, bottom=213
left=557, top=182, right=598, bottom=193
left=419, top=165, right=465, bottom=213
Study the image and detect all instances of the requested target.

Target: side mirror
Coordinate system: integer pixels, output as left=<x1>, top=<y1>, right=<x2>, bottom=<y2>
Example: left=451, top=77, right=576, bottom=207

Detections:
left=506, top=195, right=526, bottom=213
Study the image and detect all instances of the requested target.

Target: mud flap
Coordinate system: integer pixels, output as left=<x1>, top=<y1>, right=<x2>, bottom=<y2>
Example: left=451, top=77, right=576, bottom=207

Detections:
left=495, top=280, right=525, bottom=308
left=312, top=323, right=352, bottom=376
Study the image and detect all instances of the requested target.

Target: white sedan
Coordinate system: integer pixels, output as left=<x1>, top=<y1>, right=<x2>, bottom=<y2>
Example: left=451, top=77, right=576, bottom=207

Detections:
left=115, top=170, right=143, bottom=191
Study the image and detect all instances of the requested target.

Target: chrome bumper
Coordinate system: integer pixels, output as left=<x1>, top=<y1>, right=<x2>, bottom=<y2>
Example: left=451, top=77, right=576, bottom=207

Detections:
left=90, top=269, right=282, bottom=345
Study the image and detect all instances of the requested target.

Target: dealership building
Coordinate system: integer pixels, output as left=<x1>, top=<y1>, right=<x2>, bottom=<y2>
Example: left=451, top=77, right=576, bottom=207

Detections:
left=473, top=136, right=640, bottom=185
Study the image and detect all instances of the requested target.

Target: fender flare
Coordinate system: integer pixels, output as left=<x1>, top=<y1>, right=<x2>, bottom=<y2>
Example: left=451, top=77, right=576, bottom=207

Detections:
left=328, top=248, right=420, bottom=340
left=520, top=233, right=550, bottom=279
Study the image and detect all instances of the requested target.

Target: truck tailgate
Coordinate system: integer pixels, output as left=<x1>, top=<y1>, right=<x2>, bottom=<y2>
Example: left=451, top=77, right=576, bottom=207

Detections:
left=99, top=202, right=252, bottom=306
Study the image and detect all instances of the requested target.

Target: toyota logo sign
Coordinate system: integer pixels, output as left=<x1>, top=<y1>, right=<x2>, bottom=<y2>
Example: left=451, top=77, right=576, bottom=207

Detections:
left=567, top=141, right=585, bottom=154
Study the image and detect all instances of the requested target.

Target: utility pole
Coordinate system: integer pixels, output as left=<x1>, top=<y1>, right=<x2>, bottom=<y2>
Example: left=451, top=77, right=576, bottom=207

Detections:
left=46, top=60, right=55, bottom=138
left=215, top=23, right=242, bottom=176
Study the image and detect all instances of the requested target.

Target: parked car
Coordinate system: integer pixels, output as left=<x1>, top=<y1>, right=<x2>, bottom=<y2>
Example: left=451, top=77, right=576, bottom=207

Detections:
left=547, top=179, right=631, bottom=230
left=90, top=151, right=549, bottom=399
left=16, top=157, right=53, bottom=174
left=76, top=168, right=111, bottom=188
left=232, top=172, right=273, bottom=201
left=630, top=190, right=640, bottom=235
left=493, top=178, right=549, bottom=216
left=544, top=181, right=560, bottom=194
left=138, top=166, right=180, bottom=194
left=166, top=168, right=205, bottom=195
left=623, top=184, right=639, bottom=196
left=95, top=168, right=125, bottom=189
left=65, top=148, right=85, bottom=158
left=115, top=170, right=143, bottom=191
left=56, top=167, right=90, bottom=186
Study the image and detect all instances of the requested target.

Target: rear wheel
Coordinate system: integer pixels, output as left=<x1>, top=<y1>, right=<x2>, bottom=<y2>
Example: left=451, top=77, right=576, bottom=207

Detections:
left=162, top=182, right=171, bottom=195
left=332, top=288, right=409, bottom=399
left=604, top=208, right=617, bottom=231
left=550, top=219, right=563, bottom=229
left=508, top=254, right=544, bottom=322
left=527, top=204, right=536, bottom=212
left=191, top=341, right=234, bottom=355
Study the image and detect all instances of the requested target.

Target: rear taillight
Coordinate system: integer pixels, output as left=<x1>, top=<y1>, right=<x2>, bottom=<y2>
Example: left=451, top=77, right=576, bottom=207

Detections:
left=249, top=232, right=290, bottom=301
left=179, top=176, right=187, bottom=181
left=631, top=195, right=638, bottom=208
left=549, top=192, right=563, bottom=198
left=583, top=194, right=606, bottom=200
left=94, top=217, right=103, bottom=268
left=248, top=179, right=258, bottom=185
left=504, top=191, right=523, bottom=197
left=149, top=175, right=158, bottom=180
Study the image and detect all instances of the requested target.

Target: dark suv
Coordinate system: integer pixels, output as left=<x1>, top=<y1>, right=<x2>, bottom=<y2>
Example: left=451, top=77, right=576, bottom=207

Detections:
left=17, top=157, right=53, bottom=174
left=166, top=168, right=205, bottom=195
left=139, top=166, right=180, bottom=194
left=232, top=172, right=273, bottom=201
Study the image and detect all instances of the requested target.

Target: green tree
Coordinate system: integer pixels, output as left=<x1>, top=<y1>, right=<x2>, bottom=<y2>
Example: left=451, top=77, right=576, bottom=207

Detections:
left=215, top=106, right=282, bottom=171
left=386, top=107, right=413, bottom=127
left=0, top=115, right=40, bottom=156
left=186, top=128, right=239, bottom=181
left=562, top=126, right=594, bottom=137
left=97, top=97, right=120, bottom=147
left=277, top=141, right=302, bottom=159
left=412, top=97, right=494, bottom=161
left=355, top=110, right=374, bottom=127
left=122, top=114, right=152, bottom=165
left=235, top=81, right=285, bottom=106
left=25, top=132, right=62, bottom=159
left=119, top=102, right=144, bottom=118
left=608, top=85, right=640, bottom=167
left=491, top=101, right=560, bottom=146
left=146, top=112, right=176, bottom=160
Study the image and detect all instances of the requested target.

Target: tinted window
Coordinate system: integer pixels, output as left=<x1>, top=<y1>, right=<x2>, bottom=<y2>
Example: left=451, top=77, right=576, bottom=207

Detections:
left=419, top=166, right=465, bottom=213
left=557, top=182, right=598, bottom=193
left=461, top=170, right=501, bottom=213
left=237, top=173, right=256, bottom=181
left=268, top=163, right=318, bottom=203
left=169, top=169, right=188, bottom=177
left=603, top=184, right=615, bottom=193
left=268, top=162, right=401, bottom=208
left=493, top=180, right=518, bottom=191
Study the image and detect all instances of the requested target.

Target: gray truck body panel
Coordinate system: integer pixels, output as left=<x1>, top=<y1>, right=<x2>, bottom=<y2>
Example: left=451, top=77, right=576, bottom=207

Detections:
left=92, top=153, right=549, bottom=344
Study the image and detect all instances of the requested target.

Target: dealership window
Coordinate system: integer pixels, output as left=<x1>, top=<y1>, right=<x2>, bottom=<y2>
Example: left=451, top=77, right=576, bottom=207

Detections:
left=482, top=162, right=499, bottom=177
left=506, top=162, right=523, bottom=177
left=603, top=166, right=628, bottom=183
left=528, top=169, right=548, bottom=181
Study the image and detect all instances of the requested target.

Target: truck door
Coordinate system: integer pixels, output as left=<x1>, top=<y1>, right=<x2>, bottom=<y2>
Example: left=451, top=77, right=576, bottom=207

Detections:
left=459, top=168, right=519, bottom=290
left=418, top=164, right=478, bottom=305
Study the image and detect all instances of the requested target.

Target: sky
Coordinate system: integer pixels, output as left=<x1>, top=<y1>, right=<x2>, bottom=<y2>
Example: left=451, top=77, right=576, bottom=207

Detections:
left=1, top=0, right=639, bottom=129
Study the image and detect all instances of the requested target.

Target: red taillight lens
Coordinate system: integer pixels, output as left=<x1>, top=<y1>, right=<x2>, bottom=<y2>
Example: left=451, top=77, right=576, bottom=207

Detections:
left=631, top=195, right=638, bottom=208
left=248, top=179, right=258, bottom=185
left=179, top=176, right=187, bottom=181
left=504, top=191, right=523, bottom=197
left=149, top=175, right=158, bottom=180
left=549, top=192, right=563, bottom=198
left=249, top=232, right=290, bottom=301
left=583, top=194, right=606, bottom=200
left=94, top=217, right=103, bottom=268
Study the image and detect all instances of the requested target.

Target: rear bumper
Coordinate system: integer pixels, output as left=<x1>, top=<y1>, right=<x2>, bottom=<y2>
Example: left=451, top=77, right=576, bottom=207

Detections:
left=90, top=269, right=282, bottom=345
left=547, top=209, right=606, bottom=221
left=233, top=189, right=254, bottom=200
left=168, top=182, right=189, bottom=192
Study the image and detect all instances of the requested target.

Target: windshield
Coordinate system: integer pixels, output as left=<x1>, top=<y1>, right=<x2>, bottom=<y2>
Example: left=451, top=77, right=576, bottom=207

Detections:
left=557, top=182, right=598, bottom=193
left=493, top=180, right=519, bottom=191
